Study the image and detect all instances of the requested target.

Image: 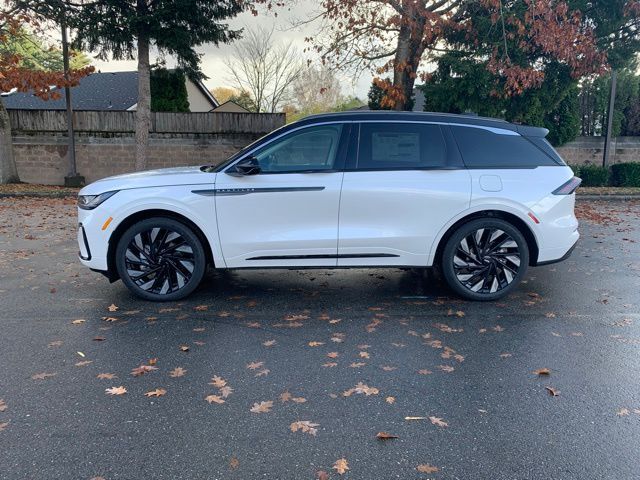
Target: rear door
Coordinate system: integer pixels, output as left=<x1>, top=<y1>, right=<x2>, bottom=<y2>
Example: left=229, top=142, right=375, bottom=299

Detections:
left=215, top=123, right=349, bottom=268
left=337, top=122, right=471, bottom=267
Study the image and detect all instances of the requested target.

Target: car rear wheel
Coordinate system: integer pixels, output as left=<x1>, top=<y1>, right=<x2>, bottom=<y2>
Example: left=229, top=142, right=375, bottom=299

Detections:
left=441, top=218, right=529, bottom=301
left=115, top=217, right=207, bottom=301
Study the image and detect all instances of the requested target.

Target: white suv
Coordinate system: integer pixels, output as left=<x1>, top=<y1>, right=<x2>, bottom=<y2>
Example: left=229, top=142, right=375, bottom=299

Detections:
left=77, top=112, right=581, bottom=301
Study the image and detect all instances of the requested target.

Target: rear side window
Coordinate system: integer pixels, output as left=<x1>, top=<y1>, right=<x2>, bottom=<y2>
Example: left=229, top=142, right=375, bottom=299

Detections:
left=451, top=126, right=559, bottom=168
left=357, top=123, right=447, bottom=169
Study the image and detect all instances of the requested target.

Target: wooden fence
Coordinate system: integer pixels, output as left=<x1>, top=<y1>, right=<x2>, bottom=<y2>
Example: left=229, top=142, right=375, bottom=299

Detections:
left=8, top=109, right=286, bottom=134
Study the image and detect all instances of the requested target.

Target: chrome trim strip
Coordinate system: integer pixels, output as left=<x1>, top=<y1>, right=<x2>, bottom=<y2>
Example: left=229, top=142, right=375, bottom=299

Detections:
left=246, top=253, right=400, bottom=261
left=192, top=187, right=325, bottom=196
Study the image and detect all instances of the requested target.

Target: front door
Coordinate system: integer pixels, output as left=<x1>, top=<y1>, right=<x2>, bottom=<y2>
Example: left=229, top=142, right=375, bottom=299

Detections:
left=215, top=123, right=349, bottom=268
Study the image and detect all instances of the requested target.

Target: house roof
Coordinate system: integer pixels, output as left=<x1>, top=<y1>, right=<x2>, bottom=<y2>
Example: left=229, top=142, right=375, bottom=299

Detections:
left=1, top=71, right=139, bottom=110
left=1, top=71, right=218, bottom=111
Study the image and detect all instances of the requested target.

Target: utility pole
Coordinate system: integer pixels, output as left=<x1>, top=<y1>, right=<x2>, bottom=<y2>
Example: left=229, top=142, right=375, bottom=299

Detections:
left=602, top=70, right=617, bottom=169
left=61, top=18, right=84, bottom=187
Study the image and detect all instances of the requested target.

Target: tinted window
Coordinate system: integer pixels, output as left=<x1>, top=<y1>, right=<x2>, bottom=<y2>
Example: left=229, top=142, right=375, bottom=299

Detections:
left=253, top=124, right=343, bottom=173
left=357, top=123, right=447, bottom=169
left=451, top=126, right=558, bottom=167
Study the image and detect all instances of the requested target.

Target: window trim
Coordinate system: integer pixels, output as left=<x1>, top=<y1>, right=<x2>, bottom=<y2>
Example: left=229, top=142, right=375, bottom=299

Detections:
left=223, top=122, right=352, bottom=175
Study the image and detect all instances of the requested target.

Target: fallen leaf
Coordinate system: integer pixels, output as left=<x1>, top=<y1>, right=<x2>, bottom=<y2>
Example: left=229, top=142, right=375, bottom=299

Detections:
left=229, top=456, right=239, bottom=470
left=376, top=431, right=398, bottom=440
left=316, top=471, right=330, bottom=480
left=416, top=464, right=439, bottom=473
left=148, top=358, right=158, bottom=366
left=322, top=362, right=338, bottom=368
left=71, top=319, right=86, bottom=325
left=169, top=367, right=186, bottom=378
left=31, top=372, right=57, bottom=380
left=263, top=340, right=277, bottom=347
left=546, top=386, right=560, bottom=397
left=349, top=362, right=366, bottom=368
left=205, top=395, right=225, bottom=404
left=179, top=345, right=190, bottom=352
left=308, top=341, right=324, bottom=347
left=333, top=458, right=349, bottom=475
left=194, top=305, right=209, bottom=311
left=75, top=360, right=93, bottom=367
left=381, top=366, right=397, bottom=371
left=0, top=399, right=6, bottom=412
left=97, top=373, right=117, bottom=380
left=617, top=408, right=630, bottom=417
left=250, top=401, right=273, bottom=413
left=437, top=365, right=454, bottom=373
left=48, top=340, right=63, bottom=347
left=102, top=316, right=118, bottom=322
left=500, top=353, right=512, bottom=358
left=292, top=397, right=307, bottom=403
left=386, top=396, right=395, bottom=404
left=77, top=351, right=86, bottom=357
left=106, top=386, right=127, bottom=396
left=0, top=422, right=9, bottom=432
left=418, top=369, right=433, bottom=375
left=209, top=376, right=227, bottom=388
left=107, top=304, right=119, bottom=312
left=255, top=369, right=270, bottom=377
left=280, top=391, right=292, bottom=403
left=343, top=382, right=379, bottom=396
left=429, top=416, right=448, bottom=427
left=93, top=336, right=106, bottom=342
left=246, top=361, right=264, bottom=370
left=220, top=386, right=234, bottom=398
left=131, top=365, right=158, bottom=377
left=533, top=368, right=551, bottom=376
left=327, top=352, right=339, bottom=358
left=145, top=388, right=167, bottom=397
left=405, top=416, right=427, bottom=420
left=193, top=327, right=206, bottom=332
left=290, top=420, right=319, bottom=436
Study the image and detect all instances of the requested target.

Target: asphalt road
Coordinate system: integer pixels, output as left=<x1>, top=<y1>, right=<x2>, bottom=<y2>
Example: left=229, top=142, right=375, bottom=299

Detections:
left=1, top=197, right=639, bottom=480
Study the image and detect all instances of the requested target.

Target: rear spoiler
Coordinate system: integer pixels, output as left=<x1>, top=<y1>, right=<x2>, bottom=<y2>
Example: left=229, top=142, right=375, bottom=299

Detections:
left=516, top=125, right=549, bottom=137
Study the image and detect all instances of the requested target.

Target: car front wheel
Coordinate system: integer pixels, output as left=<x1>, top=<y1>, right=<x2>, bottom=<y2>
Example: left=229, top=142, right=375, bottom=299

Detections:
left=441, top=218, right=529, bottom=301
left=115, top=217, right=207, bottom=301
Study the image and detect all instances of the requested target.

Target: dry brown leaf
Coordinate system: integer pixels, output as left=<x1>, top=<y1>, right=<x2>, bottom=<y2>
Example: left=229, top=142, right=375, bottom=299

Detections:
left=376, top=431, right=398, bottom=440
left=131, top=365, right=158, bottom=377
left=246, top=361, right=264, bottom=370
left=381, top=365, right=397, bottom=372
left=322, top=362, right=338, bottom=368
left=343, top=382, right=379, bottom=397
left=106, top=386, right=127, bottom=396
left=229, top=456, right=239, bottom=470
left=349, top=362, right=366, bottom=368
left=194, top=305, right=209, bottom=311
left=429, top=416, right=448, bottom=427
left=97, top=373, right=117, bottom=380
left=0, top=422, right=9, bottom=432
left=316, top=471, right=329, bottom=480
left=75, top=360, right=93, bottom=367
left=546, top=386, right=560, bottom=396
left=145, top=388, right=167, bottom=397
left=107, top=303, right=119, bottom=312
left=438, top=365, right=454, bottom=373
left=205, top=395, right=225, bottom=404
left=71, top=319, right=86, bottom=325
left=169, top=367, right=186, bottom=378
left=292, top=397, right=307, bottom=404
left=333, top=458, right=349, bottom=475
left=416, top=464, right=439, bottom=473
left=255, top=369, right=270, bottom=377
left=617, top=408, right=630, bottom=417
left=308, top=341, right=324, bottom=347
left=418, top=369, right=433, bottom=375
left=386, top=396, right=395, bottom=404
left=220, top=386, right=234, bottom=398
left=359, top=351, right=370, bottom=359
left=48, top=340, right=63, bottom=347
left=500, top=353, right=512, bottom=358
left=31, top=372, right=56, bottom=380
left=102, top=316, right=118, bottom=322
left=250, top=400, right=273, bottom=413
left=280, top=391, right=292, bottom=403
left=533, top=368, right=551, bottom=376
left=327, top=352, right=339, bottom=358
left=0, top=399, right=6, bottom=412
left=209, top=375, right=227, bottom=388
left=179, top=345, right=190, bottom=352
left=263, top=340, right=277, bottom=347
left=290, top=420, right=319, bottom=436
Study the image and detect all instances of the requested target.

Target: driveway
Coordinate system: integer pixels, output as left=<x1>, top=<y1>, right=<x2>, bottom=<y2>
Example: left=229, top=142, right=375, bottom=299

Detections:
left=0, top=197, right=639, bottom=480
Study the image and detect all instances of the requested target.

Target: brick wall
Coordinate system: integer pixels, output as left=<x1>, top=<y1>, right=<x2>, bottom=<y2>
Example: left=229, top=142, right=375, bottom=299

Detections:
left=12, top=132, right=257, bottom=185
left=556, top=136, right=640, bottom=166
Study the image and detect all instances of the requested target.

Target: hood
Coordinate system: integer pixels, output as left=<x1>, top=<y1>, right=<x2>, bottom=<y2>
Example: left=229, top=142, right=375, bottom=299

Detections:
left=79, top=166, right=215, bottom=195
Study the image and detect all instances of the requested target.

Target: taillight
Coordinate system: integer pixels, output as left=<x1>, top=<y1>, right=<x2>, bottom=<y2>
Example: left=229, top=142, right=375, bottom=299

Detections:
left=552, top=176, right=582, bottom=195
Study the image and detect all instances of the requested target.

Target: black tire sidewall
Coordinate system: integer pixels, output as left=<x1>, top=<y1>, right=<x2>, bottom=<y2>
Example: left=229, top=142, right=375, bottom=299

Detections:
left=115, top=217, right=207, bottom=302
left=441, top=218, right=529, bottom=301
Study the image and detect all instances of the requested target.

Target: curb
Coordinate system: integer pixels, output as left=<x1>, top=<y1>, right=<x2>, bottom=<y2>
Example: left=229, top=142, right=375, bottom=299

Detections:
left=0, top=192, right=76, bottom=199
left=576, top=195, right=640, bottom=201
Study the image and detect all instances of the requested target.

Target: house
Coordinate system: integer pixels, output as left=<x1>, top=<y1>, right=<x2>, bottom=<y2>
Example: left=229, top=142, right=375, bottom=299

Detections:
left=1, top=71, right=218, bottom=112
left=212, top=100, right=250, bottom=113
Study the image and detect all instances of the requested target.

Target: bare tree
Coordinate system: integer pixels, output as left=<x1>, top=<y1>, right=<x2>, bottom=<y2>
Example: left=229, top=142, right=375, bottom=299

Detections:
left=291, top=65, right=342, bottom=114
left=226, top=27, right=303, bottom=113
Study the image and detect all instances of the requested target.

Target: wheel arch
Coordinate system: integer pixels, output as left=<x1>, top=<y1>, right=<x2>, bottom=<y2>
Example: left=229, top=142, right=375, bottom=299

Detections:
left=431, top=209, right=539, bottom=268
left=105, top=209, right=214, bottom=282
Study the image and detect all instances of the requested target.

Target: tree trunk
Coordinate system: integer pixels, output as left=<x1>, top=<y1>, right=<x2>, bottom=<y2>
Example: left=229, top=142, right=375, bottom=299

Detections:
left=0, top=100, right=19, bottom=184
left=392, top=11, right=427, bottom=111
left=135, top=32, right=151, bottom=172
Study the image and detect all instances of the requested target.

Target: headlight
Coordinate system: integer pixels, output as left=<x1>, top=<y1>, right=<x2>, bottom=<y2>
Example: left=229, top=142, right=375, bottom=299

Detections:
left=77, top=191, right=118, bottom=210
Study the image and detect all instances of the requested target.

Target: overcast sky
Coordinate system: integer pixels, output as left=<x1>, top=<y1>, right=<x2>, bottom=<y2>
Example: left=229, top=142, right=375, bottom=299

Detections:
left=90, top=1, right=375, bottom=99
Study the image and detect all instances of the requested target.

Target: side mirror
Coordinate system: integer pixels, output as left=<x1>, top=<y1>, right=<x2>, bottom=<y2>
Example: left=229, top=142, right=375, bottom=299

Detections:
left=228, top=157, right=261, bottom=176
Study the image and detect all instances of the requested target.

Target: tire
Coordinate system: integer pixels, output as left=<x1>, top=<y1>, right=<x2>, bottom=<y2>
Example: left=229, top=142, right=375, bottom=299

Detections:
left=441, top=218, right=529, bottom=301
left=115, top=217, right=207, bottom=301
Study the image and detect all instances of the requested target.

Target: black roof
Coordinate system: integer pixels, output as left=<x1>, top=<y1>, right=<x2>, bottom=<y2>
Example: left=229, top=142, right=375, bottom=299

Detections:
left=298, top=111, right=548, bottom=137
left=1, top=71, right=139, bottom=111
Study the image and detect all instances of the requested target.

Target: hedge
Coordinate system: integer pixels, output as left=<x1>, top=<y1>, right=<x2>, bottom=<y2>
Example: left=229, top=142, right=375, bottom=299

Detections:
left=570, top=162, right=640, bottom=187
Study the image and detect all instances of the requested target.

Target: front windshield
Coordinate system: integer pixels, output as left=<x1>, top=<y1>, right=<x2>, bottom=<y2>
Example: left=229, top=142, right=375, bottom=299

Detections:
left=203, top=123, right=293, bottom=173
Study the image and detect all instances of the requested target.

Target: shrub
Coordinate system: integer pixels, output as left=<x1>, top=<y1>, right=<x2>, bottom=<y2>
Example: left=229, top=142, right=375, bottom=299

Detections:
left=571, top=165, right=610, bottom=187
left=611, top=163, right=640, bottom=187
